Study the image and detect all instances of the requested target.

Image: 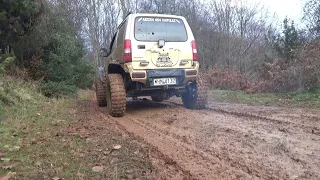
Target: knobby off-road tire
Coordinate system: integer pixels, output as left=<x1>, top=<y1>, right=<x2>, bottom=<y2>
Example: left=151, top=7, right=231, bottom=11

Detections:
left=95, top=78, right=107, bottom=107
left=182, top=75, right=208, bottom=109
left=106, top=74, right=126, bottom=117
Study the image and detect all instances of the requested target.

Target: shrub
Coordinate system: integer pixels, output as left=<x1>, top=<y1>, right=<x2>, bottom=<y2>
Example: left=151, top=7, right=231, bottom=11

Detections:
left=0, top=76, right=35, bottom=105
left=205, top=68, right=248, bottom=90
left=253, top=40, right=320, bottom=93
left=297, top=40, right=320, bottom=90
left=22, top=4, right=95, bottom=97
left=40, top=81, right=77, bottom=98
left=74, top=60, right=95, bottom=89
left=0, top=55, right=16, bottom=74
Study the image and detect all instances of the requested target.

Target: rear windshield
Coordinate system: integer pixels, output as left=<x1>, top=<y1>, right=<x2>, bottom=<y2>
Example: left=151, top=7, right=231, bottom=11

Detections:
left=134, top=17, right=188, bottom=42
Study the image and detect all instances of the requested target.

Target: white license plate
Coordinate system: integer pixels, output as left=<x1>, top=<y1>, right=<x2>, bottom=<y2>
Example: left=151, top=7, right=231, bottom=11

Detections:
left=153, top=78, right=177, bottom=86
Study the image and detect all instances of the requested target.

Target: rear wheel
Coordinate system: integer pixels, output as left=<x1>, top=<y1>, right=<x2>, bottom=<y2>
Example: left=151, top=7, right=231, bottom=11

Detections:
left=106, top=74, right=126, bottom=117
left=95, top=78, right=107, bottom=107
left=182, top=75, right=208, bottom=109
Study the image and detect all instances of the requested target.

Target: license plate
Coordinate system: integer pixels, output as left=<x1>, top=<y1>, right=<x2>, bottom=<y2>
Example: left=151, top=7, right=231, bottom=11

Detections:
left=153, top=78, right=177, bottom=86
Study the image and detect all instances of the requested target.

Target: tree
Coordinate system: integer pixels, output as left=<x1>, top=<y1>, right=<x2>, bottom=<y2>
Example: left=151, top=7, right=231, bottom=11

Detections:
left=304, top=0, right=320, bottom=37
left=1, top=1, right=94, bottom=97
left=26, top=2, right=94, bottom=96
left=272, top=18, right=301, bottom=64
left=0, top=0, right=42, bottom=53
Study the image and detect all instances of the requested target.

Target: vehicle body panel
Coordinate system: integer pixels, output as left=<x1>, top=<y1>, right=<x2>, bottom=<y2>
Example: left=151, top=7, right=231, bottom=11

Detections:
left=104, top=13, right=199, bottom=86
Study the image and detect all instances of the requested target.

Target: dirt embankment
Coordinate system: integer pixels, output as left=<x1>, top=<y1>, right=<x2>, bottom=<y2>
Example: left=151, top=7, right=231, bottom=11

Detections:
left=97, top=96, right=320, bottom=180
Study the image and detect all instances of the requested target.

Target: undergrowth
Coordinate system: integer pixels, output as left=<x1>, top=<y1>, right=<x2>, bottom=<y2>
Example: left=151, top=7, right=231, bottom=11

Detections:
left=0, top=76, right=75, bottom=177
left=0, top=76, right=153, bottom=179
left=210, top=89, right=320, bottom=108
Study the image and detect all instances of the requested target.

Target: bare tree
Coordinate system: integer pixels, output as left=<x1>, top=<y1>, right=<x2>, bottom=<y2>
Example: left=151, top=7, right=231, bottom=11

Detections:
left=198, top=0, right=274, bottom=74
left=304, top=0, right=320, bottom=37
left=53, top=0, right=121, bottom=65
left=52, top=0, right=276, bottom=78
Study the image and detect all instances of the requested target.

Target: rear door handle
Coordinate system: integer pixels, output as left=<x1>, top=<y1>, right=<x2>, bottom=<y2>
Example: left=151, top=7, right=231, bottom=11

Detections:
left=138, top=45, right=145, bottom=49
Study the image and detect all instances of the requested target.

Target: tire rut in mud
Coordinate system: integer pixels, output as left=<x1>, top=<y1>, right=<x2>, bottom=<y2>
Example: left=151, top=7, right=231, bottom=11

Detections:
left=97, top=95, right=320, bottom=179
left=120, top=102, right=287, bottom=179
left=167, top=100, right=320, bottom=136
left=125, top=114, right=271, bottom=179
left=122, top=100, right=320, bottom=179
left=113, top=115, right=253, bottom=179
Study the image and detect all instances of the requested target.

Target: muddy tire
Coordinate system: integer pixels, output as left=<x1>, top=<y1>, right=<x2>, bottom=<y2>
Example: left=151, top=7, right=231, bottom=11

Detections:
left=182, top=75, right=208, bottom=109
left=95, top=78, right=107, bottom=107
left=151, top=96, right=164, bottom=102
left=106, top=74, right=126, bottom=117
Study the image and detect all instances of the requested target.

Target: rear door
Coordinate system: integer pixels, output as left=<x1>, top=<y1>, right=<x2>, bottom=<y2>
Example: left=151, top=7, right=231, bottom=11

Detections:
left=131, top=16, right=194, bottom=70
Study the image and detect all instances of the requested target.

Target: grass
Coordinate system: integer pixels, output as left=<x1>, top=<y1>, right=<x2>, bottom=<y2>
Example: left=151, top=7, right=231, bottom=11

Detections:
left=210, top=89, right=320, bottom=108
left=0, top=76, right=79, bottom=178
left=0, top=76, right=153, bottom=179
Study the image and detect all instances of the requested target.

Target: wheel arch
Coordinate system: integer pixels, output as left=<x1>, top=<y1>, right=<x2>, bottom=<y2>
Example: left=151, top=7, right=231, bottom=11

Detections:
left=108, top=64, right=125, bottom=75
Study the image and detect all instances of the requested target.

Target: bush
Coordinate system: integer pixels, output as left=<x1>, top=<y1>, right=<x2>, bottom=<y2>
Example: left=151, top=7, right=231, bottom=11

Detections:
left=74, top=60, right=95, bottom=89
left=40, top=81, right=77, bottom=98
left=0, top=76, right=35, bottom=106
left=21, top=4, right=94, bottom=97
left=0, top=55, right=16, bottom=74
left=297, top=41, right=320, bottom=90
left=205, top=68, right=248, bottom=90
left=1, top=2, right=94, bottom=98
left=253, top=40, right=320, bottom=93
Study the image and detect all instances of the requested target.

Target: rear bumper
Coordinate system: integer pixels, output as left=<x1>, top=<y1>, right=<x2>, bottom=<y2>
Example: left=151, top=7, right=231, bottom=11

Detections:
left=124, top=62, right=199, bottom=86
left=147, top=69, right=185, bottom=86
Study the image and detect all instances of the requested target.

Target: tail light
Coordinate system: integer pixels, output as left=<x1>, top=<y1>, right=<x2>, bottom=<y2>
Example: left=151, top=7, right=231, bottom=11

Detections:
left=124, top=39, right=132, bottom=63
left=191, top=40, right=198, bottom=61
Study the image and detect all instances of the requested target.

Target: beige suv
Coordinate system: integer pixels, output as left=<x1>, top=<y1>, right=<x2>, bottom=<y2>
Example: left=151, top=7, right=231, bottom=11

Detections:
left=95, top=13, right=208, bottom=117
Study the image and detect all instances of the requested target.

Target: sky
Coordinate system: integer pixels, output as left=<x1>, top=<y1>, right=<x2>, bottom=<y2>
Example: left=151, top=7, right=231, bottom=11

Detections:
left=251, top=0, right=306, bottom=24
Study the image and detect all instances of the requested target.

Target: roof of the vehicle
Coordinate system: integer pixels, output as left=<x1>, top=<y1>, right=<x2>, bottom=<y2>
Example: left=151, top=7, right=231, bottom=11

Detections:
left=129, top=13, right=185, bottom=19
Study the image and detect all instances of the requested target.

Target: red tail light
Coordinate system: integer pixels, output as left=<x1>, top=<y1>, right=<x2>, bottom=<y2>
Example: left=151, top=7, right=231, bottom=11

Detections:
left=191, top=40, right=198, bottom=61
left=124, top=39, right=132, bottom=63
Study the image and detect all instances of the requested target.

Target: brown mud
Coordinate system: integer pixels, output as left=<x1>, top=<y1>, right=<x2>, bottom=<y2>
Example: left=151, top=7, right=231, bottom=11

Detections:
left=96, top=95, right=320, bottom=180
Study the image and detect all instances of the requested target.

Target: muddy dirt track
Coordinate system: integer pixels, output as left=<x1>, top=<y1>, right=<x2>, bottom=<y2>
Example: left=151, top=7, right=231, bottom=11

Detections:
left=97, top=96, right=320, bottom=180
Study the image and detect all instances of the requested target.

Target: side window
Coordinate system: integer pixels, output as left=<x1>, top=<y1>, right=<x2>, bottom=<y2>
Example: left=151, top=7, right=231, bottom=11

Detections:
left=117, top=20, right=127, bottom=46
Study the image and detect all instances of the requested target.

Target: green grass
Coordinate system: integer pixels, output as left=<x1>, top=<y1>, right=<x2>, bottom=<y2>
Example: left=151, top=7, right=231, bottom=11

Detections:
left=210, top=89, right=320, bottom=108
left=0, top=76, right=153, bottom=179
left=0, top=76, right=80, bottom=178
